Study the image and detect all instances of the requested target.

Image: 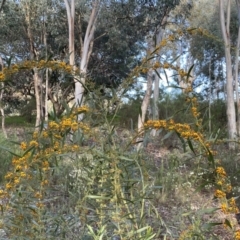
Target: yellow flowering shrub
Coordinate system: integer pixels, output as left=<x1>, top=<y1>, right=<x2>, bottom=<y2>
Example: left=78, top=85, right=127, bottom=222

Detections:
left=0, top=105, right=89, bottom=238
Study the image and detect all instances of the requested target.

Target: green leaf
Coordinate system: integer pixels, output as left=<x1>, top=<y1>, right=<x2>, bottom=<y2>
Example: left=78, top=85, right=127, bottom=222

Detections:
left=86, top=195, right=111, bottom=200
left=163, top=69, right=169, bottom=86
left=167, top=84, right=185, bottom=90
left=0, top=146, right=21, bottom=157
left=186, top=64, right=194, bottom=80
left=207, top=147, right=215, bottom=167
left=118, top=156, right=134, bottom=161
left=197, top=207, right=219, bottom=215
left=182, top=211, right=193, bottom=217
left=170, top=55, right=180, bottom=65
left=175, top=131, right=186, bottom=152
left=152, top=186, right=163, bottom=189
left=22, top=145, right=35, bottom=156
left=154, top=68, right=162, bottom=80
left=134, top=226, right=149, bottom=234
left=187, top=138, right=196, bottom=155
left=162, top=131, right=173, bottom=141
left=145, top=234, right=157, bottom=240
left=224, top=219, right=232, bottom=229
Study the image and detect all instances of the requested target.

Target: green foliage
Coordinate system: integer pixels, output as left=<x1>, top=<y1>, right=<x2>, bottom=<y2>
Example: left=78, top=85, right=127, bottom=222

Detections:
left=0, top=133, right=19, bottom=183
left=19, top=98, right=36, bottom=123
left=199, top=99, right=227, bottom=137
left=116, top=97, right=142, bottom=129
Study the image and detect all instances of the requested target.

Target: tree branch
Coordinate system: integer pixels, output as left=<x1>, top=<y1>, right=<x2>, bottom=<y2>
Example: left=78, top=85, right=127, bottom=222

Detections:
left=0, top=0, right=6, bottom=13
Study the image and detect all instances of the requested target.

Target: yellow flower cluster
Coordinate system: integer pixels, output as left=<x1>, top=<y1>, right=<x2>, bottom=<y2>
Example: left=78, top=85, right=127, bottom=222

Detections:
left=235, top=230, right=240, bottom=240
left=0, top=60, right=75, bottom=82
left=4, top=153, right=32, bottom=192
left=215, top=166, right=239, bottom=221
left=48, top=109, right=90, bottom=134
left=144, top=120, right=204, bottom=143
left=216, top=167, right=226, bottom=177
left=214, top=189, right=226, bottom=198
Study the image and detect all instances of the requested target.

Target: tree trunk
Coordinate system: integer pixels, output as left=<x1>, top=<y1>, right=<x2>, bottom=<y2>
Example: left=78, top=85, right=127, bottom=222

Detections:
left=209, top=59, right=212, bottom=134
left=151, top=75, right=159, bottom=137
left=219, top=0, right=237, bottom=148
left=151, top=28, right=165, bottom=137
left=0, top=56, right=7, bottom=138
left=34, top=69, right=41, bottom=128
left=235, top=0, right=240, bottom=135
left=43, top=17, right=48, bottom=126
left=77, top=1, right=99, bottom=121
left=137, top=70, right=153, bottom=150
left=64, top=0, right=75, bottom=67
left=64, top=0, right=99, bottom=120
left=24, top=1, right=42, bottom=130
left=0, top=57, right=7, bottom=138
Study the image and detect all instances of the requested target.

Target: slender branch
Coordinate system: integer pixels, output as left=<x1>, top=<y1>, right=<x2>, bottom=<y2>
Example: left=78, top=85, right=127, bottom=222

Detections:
left=0, top=0, right=6, bottom=13
left=226, top=0, right=231, bottom=32
left=219, top=0, right=229, bottom=45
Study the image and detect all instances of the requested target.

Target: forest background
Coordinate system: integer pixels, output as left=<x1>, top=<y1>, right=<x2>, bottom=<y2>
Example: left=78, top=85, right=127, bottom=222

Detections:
left=0, top=0, right=239, bottom=239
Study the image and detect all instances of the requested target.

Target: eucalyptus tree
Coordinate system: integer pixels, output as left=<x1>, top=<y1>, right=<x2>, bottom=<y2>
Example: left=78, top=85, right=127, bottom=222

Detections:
left=0, top=0, right=75, bottom=122
left=174, top=0, right=240, bottom=145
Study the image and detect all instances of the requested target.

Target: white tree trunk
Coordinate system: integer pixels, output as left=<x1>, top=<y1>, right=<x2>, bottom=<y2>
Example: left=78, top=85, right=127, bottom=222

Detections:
left=235, top=0, right=240, bottom=135
left=45, top=69, right=49, bottom=124
left=137, top=70, right=153, bottom=150
left=44, top=19, right=48, bottom=125
left=151, top=28, right=165, bottom=137
left=151, top=75, right=159, bottom=136
left=77, top=1, right=99, bottom=117
left=64, top=0, right=75, bottom=67
left=65, top=0, right=99, bottom=121
left=0, top=57, right=7, bottom=138
left=34, top=69, right=41, bottom=128
left=23, top=1, right=42, bottom=130
left=219, top=0, right=237, bottom=148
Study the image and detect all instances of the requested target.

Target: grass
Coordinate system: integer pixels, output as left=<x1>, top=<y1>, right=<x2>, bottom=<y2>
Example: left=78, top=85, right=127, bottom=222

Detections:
left=2, top=115, right=34, bottom=127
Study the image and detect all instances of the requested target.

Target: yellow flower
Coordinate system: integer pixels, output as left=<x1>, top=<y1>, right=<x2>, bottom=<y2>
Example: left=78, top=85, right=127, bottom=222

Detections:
left=163, top=62, right=170, bottom=69
left=20, top=142, right=27, bottom=150
left=168, top=35, right=175, bottom=41
left=217, top=180, right=223, bottom=186
left=5, top=172, right=13, bottom=179
left=142, top=68, right=148, bottom=74
left=214, top=189, right=226, bottom=198
left=71, top=122, right=78, bottom=131
left=42, top=161, right=49, bottom=171
left=34, top=192, right=42, bottom=199
left=19, top=172, right=27, bottom=178
left=36, top=202, right=44, bottom=208
left=159, top=39, right=167, bottom=47
left=14, top=177, right=20, bottom=185
left=42, top=131, right=48, bottom=138
left=153, top=62, right=161, bottom=69
left=225, top=184, right=232, bottom=193
left=32, top=131, right=38, bottom=139
left=216, top=167, right=227, bottom=177
left=41, top=180, right=49, bottom=186
left=235, top=230, right=240, bottom=240
left=72, top=145, right=79, bottom=151
left=29, top=140, right=39, bottom=148
left=49, top=121, right=59, bottom=130
left=221, top=203, right=228, bottom=214
left=6, top=182, right=13, bottom=190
